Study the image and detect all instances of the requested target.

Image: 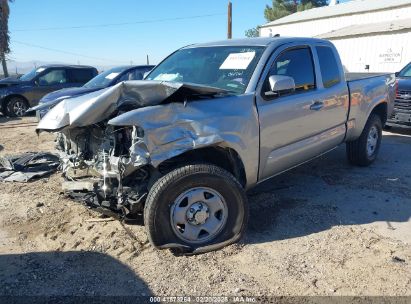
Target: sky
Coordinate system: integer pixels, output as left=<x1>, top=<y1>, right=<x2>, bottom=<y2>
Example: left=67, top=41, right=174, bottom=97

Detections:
left=8, top=0, right=351, bottom=68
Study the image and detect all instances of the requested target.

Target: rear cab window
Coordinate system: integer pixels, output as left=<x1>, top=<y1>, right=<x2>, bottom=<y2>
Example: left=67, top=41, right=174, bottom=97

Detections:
left=67, top=68, right=97, bottom=84
left=316, top=46, right=341, bottom=88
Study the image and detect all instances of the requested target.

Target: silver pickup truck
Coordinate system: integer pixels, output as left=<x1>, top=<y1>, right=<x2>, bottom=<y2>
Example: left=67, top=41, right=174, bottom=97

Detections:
left=37, top=37, right=395, bottom=254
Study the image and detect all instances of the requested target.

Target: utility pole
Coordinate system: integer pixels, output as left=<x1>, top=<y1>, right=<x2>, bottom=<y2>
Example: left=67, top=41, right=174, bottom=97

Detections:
left=0, top=2, right=9, bottom=78
left=146, top=54, right=149, bottom=65
left=227, top=1, right=232, bottom=39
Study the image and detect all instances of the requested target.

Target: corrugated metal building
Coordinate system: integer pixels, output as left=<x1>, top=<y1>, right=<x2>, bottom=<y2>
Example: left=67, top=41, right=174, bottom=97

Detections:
left=260, top=0, right=411, bottom=72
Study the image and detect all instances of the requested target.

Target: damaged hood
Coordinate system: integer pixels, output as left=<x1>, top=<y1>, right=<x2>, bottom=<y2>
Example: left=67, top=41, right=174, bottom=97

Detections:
left=0, top=78, right=28, bottom=88
left=37, top=80, right=229, bottom=132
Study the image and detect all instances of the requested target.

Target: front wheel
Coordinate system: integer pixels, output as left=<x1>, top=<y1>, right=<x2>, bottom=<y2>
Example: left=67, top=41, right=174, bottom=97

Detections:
left=346, top=114, right=382, bottom=166
left=6, top=97, right=28, bottom=117
left=144, top=164, right=248, bottom=254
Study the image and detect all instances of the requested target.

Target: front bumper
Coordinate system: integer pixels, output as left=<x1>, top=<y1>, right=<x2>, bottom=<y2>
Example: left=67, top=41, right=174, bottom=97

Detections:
left=386, top=111, right=411, bottom=127
left=386, top=91, right=411, bottom=128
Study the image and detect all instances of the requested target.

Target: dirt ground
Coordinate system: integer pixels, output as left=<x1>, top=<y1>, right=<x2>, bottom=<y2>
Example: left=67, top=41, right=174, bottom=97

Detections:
left=0, top=116, right=410, bottom=299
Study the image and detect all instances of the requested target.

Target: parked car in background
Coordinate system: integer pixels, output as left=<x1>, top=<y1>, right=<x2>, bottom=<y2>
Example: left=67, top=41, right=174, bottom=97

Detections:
left=0, top=65, right=98, bottom=117
left=386, top=62, right=411, bottom=128
left=34, top=65, right=155, bottom=119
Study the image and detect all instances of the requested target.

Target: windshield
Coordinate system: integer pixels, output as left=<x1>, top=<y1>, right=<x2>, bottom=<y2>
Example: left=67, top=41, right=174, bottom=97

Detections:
left=146, top=46, right=265, bottom=94
left=20, top=67, right=47, bottom=81
left=398, top=63, right=411, bottom=77
left=83, top=66, right=128, bottom=88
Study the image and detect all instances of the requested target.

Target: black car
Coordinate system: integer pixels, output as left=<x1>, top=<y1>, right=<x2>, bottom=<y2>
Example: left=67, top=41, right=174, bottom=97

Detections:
left=35, top=65, right=155, bottom=119
left=0, top=65, right=98, bottom=117
left=386, top=62, right=411, bottom=128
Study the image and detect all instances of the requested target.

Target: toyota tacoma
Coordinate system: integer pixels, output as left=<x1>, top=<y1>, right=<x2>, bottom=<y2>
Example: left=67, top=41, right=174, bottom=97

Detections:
left=36, top=37, right=395, bottom=254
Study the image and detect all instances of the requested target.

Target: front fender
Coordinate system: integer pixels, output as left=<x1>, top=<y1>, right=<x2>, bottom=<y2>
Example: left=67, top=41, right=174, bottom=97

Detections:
left=108, top=94, right=260, bottom=188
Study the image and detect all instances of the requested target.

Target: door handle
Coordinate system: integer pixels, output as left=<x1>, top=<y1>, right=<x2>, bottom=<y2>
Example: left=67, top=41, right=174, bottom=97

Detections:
left=310, top=101, right=324, bottom=111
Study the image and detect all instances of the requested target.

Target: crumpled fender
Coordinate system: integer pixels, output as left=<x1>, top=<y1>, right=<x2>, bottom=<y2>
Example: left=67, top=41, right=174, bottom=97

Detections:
left=108, top=94, right=260, bottom=187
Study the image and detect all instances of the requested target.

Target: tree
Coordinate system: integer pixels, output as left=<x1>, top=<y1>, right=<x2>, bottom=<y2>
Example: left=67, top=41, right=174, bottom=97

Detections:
left=245, top=26, right=260, bottom=38
left=0, top=0, right=13, bottom=78
left=245, top=0, right=327, bottom=37
left=264, top=0, right=327, bottom=22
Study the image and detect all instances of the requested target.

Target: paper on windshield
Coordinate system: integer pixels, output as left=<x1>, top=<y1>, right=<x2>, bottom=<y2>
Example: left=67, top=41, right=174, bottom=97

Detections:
left=153, top=73, right=181, bottom=82
left=105, top=72, right=120, bottom=80
left=219, top=52, right=256, bottom=70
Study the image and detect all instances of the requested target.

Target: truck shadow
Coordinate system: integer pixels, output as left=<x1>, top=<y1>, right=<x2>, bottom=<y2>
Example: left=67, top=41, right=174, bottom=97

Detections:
left=0, top=251, right=152, bottom=298
left=245, top=133, right=411, bottom=244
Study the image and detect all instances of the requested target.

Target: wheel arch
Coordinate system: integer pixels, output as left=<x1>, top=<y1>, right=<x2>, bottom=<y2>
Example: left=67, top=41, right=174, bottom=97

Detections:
left=156, top=145, right=247, bottom=188
left=3, top=94, right=30, bottom=108
left=370, top=102, right=387, bottom=126
left=346, top=101, right=388, bottom=142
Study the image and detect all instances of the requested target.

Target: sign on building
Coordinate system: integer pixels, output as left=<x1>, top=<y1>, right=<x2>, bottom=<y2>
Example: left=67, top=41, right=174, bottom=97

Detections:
left=378, top=47, right=403, bottom=63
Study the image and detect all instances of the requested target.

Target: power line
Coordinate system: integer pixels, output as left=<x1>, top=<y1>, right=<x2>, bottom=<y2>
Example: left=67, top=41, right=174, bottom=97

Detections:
left=12, top=40, right=125, bottom=63
left=11, top=13, right=226, bottom=32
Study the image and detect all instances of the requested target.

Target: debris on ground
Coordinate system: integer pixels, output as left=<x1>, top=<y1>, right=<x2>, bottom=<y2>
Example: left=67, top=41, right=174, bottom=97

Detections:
left=392, top=256, right=406, bottom=263
left=0, top=152, right=59, bottom=182
left=1, top=118, right=411, bottom=297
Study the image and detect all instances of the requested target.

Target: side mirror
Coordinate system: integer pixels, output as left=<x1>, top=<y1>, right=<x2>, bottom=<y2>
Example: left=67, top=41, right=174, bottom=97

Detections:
left=395, top=72, right=399, bottom=77
left=34, top=79, right=39, bottom=86
left=268, top=75, right=295, bottom=93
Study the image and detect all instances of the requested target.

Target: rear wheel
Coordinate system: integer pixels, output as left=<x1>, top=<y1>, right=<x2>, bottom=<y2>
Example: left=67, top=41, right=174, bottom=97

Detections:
left=6, top=97, right=28, bottom=117
left=346, top=114, right=382, bottom=166
left=144, top=164, right=248, bottom=254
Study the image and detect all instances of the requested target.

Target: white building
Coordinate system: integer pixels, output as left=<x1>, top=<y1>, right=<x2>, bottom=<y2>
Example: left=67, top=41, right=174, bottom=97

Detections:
left=260, top=0, right=411, bottom=73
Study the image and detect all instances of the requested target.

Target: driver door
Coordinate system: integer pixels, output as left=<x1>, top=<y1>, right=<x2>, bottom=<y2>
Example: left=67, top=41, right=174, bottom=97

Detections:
left=256, top=45, right=346, bottom=181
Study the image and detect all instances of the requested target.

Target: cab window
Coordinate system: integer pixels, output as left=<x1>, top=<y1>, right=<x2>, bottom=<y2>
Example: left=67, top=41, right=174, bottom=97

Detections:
left=316, top=46, right=341, bottom=88
left=37, top=69, right=67, bottom=86
left=264, top=47, right=316, bottom=97
left=68, top=68, right=96, bottom=83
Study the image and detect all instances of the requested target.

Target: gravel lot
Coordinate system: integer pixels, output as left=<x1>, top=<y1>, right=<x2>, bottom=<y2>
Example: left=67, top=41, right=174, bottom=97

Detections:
left=0, top=116, right=410, bottom=298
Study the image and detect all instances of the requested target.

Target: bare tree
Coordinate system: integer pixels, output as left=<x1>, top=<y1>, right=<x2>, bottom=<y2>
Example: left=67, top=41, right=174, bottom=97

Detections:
left=0, top=0, right=13, bottom=78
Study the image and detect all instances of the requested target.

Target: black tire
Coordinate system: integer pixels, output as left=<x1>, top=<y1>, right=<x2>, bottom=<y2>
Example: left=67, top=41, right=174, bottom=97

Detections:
left=6, top=97, right=28, bottom=117
left=144, top=164, right=248, bottom=254
left=346, top=113, right=382, bottom=166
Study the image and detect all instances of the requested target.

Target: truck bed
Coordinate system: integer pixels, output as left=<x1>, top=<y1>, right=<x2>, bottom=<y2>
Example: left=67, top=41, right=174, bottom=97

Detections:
left=345, top=73, right=396, bottom=141
left=345, top=72, right=389, bottom=82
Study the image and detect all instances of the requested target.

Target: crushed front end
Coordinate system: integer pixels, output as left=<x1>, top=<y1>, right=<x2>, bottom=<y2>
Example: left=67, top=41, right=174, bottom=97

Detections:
left=56, top=123, right=151, bottom=217
left=36, top=80, right=231, bottom=218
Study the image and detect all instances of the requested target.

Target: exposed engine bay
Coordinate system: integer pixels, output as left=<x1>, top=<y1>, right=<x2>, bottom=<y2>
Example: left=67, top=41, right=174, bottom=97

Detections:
left=56, top=124, right=150, bottom=218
